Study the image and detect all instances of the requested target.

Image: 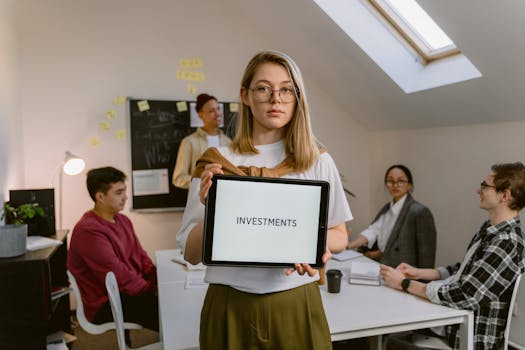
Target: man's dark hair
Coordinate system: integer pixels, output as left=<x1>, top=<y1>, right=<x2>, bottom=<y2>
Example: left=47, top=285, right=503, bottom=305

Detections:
left=86, top=167, right=126, bottom=201
left=492, top=162, right=525, bottom=211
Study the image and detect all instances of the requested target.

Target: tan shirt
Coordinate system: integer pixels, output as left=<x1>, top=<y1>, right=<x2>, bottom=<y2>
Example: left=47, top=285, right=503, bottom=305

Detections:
left=172, top=128, right=231, bottom=189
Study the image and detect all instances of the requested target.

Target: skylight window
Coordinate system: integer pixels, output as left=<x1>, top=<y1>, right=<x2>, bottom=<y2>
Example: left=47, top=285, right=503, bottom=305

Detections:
left=369, top=0, right=459, bottom=62
left=312, top=0, right=481, bottom=93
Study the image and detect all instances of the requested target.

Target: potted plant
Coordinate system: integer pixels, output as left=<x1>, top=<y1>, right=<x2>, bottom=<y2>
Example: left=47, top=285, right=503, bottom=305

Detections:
left=0, top=202, right=45, bottom=258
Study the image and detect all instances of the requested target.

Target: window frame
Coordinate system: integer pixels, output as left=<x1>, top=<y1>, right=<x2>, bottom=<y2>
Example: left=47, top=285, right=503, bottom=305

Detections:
left=369, top=0, right=460, bottom=63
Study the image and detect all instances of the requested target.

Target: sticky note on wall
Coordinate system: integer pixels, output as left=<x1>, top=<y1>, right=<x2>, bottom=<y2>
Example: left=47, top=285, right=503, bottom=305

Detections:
left=99, top=121, right=111, bottom=131
left=229, top=103, right=239, bottom=112
left=137, top=100, right=150, bottom=112
left=176, top=101, right=188, bottom=112
left=113, top=96, right=126, bottom=106
left=106, top=110, right=117, bottom=120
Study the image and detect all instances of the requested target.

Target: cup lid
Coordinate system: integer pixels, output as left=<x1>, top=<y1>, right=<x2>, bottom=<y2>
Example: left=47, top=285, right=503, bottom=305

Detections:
left=326, top=269, right=342, bottom=276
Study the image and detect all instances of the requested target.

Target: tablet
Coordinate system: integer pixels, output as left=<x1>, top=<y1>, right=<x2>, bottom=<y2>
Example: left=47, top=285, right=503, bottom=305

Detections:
left=202, top=174, right=330, bottom=268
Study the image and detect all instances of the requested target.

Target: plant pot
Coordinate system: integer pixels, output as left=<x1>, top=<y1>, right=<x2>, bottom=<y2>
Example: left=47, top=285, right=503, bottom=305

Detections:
left=0, top=224, right=27, bottom=258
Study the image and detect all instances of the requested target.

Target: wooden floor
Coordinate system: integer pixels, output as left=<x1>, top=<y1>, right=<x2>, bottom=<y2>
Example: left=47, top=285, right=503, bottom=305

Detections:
left=70, top=315, right=159, bottom=350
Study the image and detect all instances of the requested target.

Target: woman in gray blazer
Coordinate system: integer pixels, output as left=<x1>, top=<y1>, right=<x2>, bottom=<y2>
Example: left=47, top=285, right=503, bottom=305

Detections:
left=347, top=165, right=437, bottom=268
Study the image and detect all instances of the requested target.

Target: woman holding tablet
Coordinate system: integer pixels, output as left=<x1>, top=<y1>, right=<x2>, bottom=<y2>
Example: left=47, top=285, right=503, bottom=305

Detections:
left=176, top=50, right=352, bottom=350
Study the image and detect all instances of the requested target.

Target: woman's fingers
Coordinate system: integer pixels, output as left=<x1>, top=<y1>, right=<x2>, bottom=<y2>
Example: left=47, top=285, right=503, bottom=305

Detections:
left=199, top=164, right=223, bottom=204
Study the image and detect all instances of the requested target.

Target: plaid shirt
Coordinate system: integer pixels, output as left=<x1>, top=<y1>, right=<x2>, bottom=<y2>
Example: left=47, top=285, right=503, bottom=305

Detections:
left=435, top=217, right=525, bottom=350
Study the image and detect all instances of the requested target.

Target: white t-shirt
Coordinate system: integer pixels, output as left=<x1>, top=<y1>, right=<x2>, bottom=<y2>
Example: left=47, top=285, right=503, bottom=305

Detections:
left=176, top=140, right=353, bottom=294
left=206, top=134, right=220, bottom=149
left=360, top=194, right=407, bottom=251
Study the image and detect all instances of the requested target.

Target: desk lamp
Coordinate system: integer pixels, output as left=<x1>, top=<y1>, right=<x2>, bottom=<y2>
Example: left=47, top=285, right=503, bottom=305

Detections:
left=59, top=151, right=85, bottom=229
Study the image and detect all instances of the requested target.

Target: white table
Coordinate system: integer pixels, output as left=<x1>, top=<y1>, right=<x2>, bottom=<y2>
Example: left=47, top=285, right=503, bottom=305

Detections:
left=156, top=249, right=473, bottom=350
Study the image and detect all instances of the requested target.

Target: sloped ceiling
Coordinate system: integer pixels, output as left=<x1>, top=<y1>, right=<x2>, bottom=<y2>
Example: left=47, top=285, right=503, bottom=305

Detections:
left=227, top=0, right=525, bottom=131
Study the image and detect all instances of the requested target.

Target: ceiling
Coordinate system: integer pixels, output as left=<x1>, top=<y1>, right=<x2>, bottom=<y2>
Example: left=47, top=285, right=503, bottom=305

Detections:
left=228, top=0, right=525, bottom=131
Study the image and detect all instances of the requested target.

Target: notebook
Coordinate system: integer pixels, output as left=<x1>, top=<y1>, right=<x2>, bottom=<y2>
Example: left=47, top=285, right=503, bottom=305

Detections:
left=349, top=261, right=380, bottom=285
left=332, top=249, right=363, bottom=261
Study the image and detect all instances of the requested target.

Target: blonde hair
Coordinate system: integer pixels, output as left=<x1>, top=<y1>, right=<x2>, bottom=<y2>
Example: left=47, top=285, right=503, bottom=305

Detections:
left=231, top=50, right=320, bottom=172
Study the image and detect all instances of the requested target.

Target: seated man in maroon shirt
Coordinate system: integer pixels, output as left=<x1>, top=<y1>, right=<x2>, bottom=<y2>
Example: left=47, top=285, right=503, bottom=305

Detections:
left=67, top=166, right=158, bottom=331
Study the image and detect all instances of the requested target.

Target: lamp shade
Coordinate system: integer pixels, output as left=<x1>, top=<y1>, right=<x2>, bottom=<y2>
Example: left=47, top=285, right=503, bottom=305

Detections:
left=63, top=151, right=85, bottom=175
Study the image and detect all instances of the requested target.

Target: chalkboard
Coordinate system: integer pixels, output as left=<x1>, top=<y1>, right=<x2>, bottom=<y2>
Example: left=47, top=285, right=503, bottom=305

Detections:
left=128, top=98, right=238, bottom=211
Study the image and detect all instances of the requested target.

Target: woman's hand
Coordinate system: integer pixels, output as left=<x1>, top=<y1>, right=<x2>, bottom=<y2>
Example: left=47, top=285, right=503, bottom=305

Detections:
left=380, top=264, right=405, bottom=290
left=199, top=163, right=223, bottom=205
left=285, top=249, right=332, bottom=285
left=364, top=249, right=383, bottom=260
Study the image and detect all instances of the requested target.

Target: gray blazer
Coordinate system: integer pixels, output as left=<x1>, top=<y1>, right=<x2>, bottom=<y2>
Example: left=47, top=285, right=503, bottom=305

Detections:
left=369, top=194, right=436, bottom=268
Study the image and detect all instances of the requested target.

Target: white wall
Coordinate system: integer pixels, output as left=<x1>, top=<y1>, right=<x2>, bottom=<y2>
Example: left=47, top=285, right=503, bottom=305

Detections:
left=12, top=0, right=367, bottom=256
left=307, top=83, right=370, bottom=234
left=371, top=120, right=525, bottom=346
left=0, top=0, right=23, bottom=208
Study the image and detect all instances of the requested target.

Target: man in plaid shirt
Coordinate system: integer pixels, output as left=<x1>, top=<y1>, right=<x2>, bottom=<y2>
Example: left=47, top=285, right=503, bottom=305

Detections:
left=381, top=162, right=525, bottom=350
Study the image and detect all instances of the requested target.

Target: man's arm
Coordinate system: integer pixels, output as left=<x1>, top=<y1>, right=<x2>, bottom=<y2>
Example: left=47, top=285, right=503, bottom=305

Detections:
left=380, top=263, right=441, bottom=300
left=433, top=238, right=521, bottom=310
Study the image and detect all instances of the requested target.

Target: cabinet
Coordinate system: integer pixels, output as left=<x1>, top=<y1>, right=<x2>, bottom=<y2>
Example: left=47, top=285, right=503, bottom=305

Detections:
left=0, top=230, right=71, bottom=350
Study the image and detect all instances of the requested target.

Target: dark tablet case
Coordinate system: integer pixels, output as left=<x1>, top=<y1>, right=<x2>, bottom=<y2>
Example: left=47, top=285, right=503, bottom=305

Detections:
left=202, top=174, right=329, bottom=268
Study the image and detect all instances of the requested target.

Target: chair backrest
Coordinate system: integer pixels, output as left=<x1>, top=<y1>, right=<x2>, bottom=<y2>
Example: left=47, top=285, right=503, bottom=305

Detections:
left=504, top=273, right=522, bottom=350
left=105, top=271, right=129, bottom=350
left=67, top=270, right=117, bottom=335
left=105, top=272, right=164, bottom=350
left=67, top=270, right=143, bottom=336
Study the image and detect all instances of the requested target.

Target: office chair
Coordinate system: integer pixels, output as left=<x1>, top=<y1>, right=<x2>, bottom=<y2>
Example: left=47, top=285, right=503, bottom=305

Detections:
left=67, top=270, right=143, bottom=335
left=410, top=273, right=523, bottom=350
left=105, top=271, right=163, bottom=350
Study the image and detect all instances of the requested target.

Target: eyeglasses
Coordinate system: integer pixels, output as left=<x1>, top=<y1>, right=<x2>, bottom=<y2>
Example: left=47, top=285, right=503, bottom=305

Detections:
left=385, top=180, right=408, bottom=187
left=480, top=181, right=497, bottom=191
left=249, top=85, right=297, bottom=103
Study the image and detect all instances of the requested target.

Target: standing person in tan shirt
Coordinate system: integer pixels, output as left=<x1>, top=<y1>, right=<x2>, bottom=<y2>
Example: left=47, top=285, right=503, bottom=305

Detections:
left=172, top=93, right=231, bottom=189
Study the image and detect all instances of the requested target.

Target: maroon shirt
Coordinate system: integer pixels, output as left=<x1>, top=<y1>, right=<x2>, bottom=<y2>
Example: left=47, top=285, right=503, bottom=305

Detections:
left=67, top=211, right=157, bottom=321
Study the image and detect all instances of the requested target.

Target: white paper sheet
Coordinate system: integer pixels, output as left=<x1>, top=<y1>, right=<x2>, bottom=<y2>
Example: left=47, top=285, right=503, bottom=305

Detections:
left=185, top=270, right=208, bottom=289
left=132, top=169, right=169, bottom=196
left=332, top=249, right=363, bottom=261
left=26, top=236, right=62, bottom=251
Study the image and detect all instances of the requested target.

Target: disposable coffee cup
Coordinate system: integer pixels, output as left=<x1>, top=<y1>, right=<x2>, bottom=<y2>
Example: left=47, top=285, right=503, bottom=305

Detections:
left=326, top=269, right=343, bottom=293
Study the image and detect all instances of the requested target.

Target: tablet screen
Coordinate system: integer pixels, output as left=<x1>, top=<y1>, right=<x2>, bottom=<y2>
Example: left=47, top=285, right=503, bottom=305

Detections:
left=202, top=175, right=329, bottom=267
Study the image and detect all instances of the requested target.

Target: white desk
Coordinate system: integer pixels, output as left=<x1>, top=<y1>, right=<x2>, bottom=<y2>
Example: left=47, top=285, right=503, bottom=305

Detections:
left=156, top=249, right=473, bottom=350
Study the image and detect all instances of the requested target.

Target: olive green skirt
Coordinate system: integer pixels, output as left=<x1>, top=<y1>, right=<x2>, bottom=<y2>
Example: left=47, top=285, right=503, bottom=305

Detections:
left=199, top=282, right=332, bottom=350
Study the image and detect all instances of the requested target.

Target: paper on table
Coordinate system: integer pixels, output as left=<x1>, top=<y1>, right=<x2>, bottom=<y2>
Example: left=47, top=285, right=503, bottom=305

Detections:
left=349, top=277, right=380, bottom=286
left=351, top=261, right=380, bottom=278
left=349, top=261, right=380, bottom=285
left=171, top=256, right=206, bottom=271
left=46, top=330, right=76, bottom=349
left=332, top=249, right=363, bottom=261
left=47, top=341, right=68, bottom=350
left=26, top=236, right=62, bottom=251
left=185, top=270, right=208, bottom=289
